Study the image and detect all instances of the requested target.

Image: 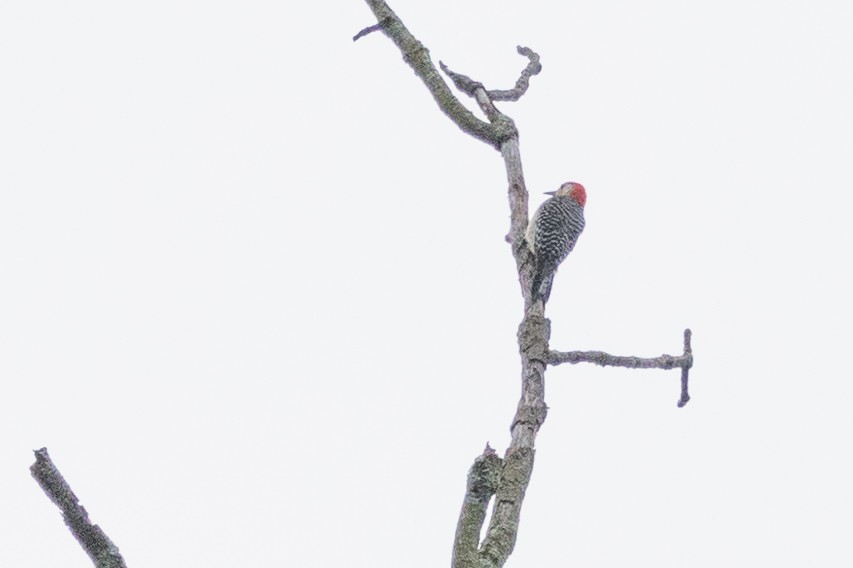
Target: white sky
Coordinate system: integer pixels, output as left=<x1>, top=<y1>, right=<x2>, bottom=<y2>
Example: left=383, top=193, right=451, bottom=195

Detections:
left=2, top=1, right=852, bottom=567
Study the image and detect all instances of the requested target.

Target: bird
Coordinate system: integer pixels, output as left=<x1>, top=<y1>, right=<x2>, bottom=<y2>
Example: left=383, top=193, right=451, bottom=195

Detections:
left=526, top=181, right=586, bottom=304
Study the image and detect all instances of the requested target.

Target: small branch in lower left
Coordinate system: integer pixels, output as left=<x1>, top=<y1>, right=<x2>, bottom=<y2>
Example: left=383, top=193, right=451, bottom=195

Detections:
left=30, top=448, right=127, bottom=568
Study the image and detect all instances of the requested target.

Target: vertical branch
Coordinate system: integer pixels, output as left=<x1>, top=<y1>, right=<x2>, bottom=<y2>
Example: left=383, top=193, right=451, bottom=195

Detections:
left=501, top=139, right=529, bottom=245
left=678, top=329, right=693, bottom=407
left=452, top=445, right=502, bottom=568
left=478, top=309, right=549, bottom=566
left=357, top=5, right=546, bottom=567
left=500, top=138, right=534, bottom=305
left=464, top=83, right=546, bottom=568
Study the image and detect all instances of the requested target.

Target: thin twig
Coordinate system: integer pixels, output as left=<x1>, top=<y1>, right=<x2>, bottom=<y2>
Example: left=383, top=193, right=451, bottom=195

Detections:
left=353, top=20, right=387, bottom=42
left=30, top=448, right=127, bottom=568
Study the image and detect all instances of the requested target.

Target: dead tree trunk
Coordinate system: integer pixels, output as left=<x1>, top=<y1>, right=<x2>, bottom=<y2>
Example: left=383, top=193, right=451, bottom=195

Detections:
left=354, top=3, right=694, bottom=567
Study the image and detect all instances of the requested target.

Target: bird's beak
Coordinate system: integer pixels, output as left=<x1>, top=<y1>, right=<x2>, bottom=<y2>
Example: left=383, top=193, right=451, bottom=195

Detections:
left=543, top=191, right=556, bottom=196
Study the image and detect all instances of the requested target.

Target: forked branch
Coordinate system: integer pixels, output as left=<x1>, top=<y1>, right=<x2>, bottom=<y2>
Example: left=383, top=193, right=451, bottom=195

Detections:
left=452, top=444, right=503, bottom=567
left=357, top=0, right=516, bottom=149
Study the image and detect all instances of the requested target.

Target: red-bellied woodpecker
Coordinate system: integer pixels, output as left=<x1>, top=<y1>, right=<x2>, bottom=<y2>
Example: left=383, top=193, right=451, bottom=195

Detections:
left=526, top=181, right=586, bottom=304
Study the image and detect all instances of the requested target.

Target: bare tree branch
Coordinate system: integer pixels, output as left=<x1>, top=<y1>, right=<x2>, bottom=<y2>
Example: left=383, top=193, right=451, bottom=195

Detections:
left=357, top=3, right=695, bottom=566
left=357, top=5, right=555, bottom=567
left=352, top=18, right=390, bottom=41
left=442, top=46, right=542, bottom=102
left=358, top=0, right=514, bottom=149
left=438, top=62, right=484, bottom=97
left=30, top=448, right=127, bottom=568
left=549, top=329, right=694, bottom=407
left=436, top=52, right=536, bottom=280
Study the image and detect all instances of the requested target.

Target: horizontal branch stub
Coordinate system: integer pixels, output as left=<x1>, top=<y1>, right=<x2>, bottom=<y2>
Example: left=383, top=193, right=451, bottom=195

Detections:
left=548, top=329, right=694, bottom=407
left=352, top=17, right=392, bottom=41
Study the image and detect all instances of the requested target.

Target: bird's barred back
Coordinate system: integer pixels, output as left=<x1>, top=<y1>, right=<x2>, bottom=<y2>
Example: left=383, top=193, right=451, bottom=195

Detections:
left=534, top=197, right=585, bottom=267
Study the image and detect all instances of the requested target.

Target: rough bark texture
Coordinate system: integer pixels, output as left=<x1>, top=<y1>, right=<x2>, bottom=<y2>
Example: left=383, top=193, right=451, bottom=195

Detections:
left=452, top=445, right=502, bottom=567
left=356, top=4, right=694, bottom=567
left=359, top=0, right=516, bottom=149
left=30, top=448, right=127, bottom=568
left=357, top=6, right=551, bottom=565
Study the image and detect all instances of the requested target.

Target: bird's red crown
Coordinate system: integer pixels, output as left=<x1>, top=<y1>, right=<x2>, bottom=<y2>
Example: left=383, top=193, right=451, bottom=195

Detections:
left=555, top=182, right=586, bottom=207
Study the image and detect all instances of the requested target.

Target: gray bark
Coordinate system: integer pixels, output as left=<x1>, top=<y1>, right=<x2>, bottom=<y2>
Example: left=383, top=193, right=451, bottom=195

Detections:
left=355, top=4, right=695, bottom=566
left=30, top=448, right=127, bottom=568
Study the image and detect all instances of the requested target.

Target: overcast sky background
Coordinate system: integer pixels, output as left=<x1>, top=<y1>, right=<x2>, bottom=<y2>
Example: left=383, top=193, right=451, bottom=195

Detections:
left=2, top=2, right=852, bottom=567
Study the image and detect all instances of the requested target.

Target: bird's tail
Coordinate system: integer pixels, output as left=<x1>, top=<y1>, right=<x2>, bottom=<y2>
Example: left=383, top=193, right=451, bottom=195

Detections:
left=530, top=268, right=554, bottom=304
